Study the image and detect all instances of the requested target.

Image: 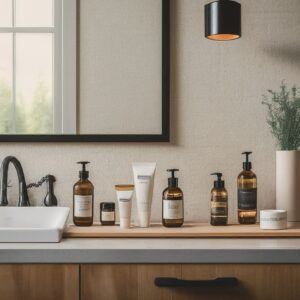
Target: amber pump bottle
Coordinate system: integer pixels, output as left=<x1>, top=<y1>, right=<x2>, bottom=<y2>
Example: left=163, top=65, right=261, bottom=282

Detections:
left=210, top=173, right=228, bottom=226
left=237, top=152, right=257, bottom=224
left=73, top=161, right=94, bottom=226
left=162, top=169, right=184, bottom=227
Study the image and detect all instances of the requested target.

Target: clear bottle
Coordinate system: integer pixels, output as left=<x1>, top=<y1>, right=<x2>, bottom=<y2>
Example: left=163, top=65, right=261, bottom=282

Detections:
left=210, top=173, right=228, bottom=226
left=162, top=169, right=184, bottom=228
left=238, top=152, right=257, bottom=224
left=73, top=161, right=94, bottom=226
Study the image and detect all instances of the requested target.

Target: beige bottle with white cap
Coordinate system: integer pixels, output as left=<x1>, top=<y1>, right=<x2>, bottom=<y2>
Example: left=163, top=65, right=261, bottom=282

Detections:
left=115, top=185, right=134, bottom=229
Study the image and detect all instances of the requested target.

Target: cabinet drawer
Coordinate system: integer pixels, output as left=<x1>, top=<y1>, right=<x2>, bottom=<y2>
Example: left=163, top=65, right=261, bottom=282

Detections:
left=0, top=264, right=79, bottom=300
left=81, top=264, right=300, bottom=300
left=173, top=264, right=300, bottom=300
left=81, top=264, right=181, bottom=300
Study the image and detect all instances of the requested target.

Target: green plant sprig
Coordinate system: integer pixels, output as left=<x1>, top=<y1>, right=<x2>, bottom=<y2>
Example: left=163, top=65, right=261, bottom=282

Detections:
left=262, top=82, right=300, bottom=151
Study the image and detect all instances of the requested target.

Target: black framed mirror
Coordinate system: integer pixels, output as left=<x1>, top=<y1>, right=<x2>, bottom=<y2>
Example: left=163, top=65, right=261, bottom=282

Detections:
left=0, top=0, right=170, bottom=142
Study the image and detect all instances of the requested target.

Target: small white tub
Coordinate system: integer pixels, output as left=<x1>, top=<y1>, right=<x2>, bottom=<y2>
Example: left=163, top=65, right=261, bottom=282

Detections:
left=260, top=210, right=287, bottom=230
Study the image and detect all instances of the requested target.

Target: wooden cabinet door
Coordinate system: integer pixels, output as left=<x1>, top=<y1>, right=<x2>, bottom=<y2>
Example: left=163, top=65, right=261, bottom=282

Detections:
left=81, top=264, right=181, bottom=300
left=170, top=264, right=300, bottom=300
left=81, top=263, right=300, bottom=300
left=0, top=264, right=79, bottom=300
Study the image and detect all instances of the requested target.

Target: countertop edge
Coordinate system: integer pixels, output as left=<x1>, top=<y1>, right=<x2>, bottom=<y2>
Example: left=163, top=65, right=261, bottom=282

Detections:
left=1, top=248, right=299, bottom=264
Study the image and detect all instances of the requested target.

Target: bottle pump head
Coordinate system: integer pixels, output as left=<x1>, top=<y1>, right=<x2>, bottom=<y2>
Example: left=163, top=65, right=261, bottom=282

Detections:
left=77, top=161, right=90, bottom=180
left=242, top=152, right=252, bottom=171
left=167, top=169, right=179, bottom=187
left=211, top=172, right=225, bottom=188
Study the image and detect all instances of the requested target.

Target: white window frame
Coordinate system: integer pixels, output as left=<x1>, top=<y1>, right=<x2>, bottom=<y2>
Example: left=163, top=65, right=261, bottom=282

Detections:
left=0, top=0, right=77, bottom=134
left=60, top=0, right=77, bottom=134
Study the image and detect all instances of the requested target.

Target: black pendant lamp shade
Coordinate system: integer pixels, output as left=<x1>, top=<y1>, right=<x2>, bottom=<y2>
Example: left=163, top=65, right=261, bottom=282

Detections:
left=205, top=0, right=241, bottom=41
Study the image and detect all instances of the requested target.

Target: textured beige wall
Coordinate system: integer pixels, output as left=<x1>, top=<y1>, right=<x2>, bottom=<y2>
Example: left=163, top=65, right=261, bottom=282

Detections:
left=2, top=0, right=300, bottom=224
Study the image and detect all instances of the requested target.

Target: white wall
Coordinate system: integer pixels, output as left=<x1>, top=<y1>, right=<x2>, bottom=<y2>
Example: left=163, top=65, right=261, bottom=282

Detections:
left=3, top=0, right=300, bottom=223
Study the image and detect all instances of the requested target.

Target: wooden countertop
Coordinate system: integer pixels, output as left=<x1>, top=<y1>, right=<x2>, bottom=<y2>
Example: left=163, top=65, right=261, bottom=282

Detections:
left=64, top=223, right=300, bottom=238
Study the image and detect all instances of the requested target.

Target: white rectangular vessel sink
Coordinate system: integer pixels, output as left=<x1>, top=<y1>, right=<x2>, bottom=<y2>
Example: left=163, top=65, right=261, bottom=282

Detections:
left=0, top=207, right=70, bottom=243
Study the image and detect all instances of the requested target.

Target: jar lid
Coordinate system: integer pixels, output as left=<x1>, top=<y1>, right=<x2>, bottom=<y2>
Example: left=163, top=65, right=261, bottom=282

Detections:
left=100, top=202, right=115, bottom=210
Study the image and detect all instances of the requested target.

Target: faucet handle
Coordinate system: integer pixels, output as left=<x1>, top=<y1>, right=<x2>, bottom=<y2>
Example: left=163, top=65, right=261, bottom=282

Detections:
left=44, top=175, right=58, bottom=207
left=27, top=175, right=58, bottom=207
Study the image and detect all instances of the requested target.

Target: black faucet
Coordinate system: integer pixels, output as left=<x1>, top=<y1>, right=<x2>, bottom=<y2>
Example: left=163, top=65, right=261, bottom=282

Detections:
left=0, top=156, right=30, bottom=206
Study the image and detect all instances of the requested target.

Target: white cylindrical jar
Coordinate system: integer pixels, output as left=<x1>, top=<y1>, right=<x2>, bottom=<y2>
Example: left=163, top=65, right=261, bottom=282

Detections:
left=276, top=150, right=300, bottom=222
left=260, top=210, right=287, bottom=230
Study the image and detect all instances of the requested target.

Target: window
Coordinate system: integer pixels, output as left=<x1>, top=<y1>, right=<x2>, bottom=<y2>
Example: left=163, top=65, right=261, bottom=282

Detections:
left=0, top=0, right=76, bottom=134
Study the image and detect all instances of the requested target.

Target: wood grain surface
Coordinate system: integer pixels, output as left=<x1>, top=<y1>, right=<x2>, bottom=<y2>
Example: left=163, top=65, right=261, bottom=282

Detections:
left=0, top=264, right=79, bottom=300
left=64, top=222, right=300, bottom=238
left=80, top=264, right=300, bottom=300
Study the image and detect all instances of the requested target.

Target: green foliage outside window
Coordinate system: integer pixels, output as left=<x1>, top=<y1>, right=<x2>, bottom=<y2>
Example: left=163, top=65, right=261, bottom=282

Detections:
left=0, top=80, right=53, bottom=134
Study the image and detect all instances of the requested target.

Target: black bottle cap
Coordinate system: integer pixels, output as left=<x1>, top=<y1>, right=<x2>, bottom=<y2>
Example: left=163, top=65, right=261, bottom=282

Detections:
left=167, top=169, right=179, bottom=187
left=211, top=172, right=225, bottom=188
left=77, top=161, right=90, bottom=180
left=100, top=202, right=115, bottom=210
left=242, top=152, right=252, bottom=171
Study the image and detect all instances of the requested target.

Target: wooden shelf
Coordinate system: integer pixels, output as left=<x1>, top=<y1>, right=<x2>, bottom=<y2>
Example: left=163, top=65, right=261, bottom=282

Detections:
left=64, top=223, right=300, bottom=238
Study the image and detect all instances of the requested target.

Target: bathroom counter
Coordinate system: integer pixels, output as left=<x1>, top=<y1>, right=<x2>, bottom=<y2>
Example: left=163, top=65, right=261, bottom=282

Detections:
left=0, top=238, right=300, bottom=263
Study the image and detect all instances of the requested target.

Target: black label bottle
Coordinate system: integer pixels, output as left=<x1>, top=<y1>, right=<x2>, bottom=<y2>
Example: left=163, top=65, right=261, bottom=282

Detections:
left=162, top=169, right=184, bottom=227
left=73, top=161, right=94, bottom=226
left=210, top=173, right=228, bottom=226
left=238, top=152, right=257, bottom=224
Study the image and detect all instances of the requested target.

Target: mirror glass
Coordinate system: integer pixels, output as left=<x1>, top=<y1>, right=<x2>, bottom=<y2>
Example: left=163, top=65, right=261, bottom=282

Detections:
left=80, top=0, right=162, bottom=135
left=0, top=0, right=168, bottom=141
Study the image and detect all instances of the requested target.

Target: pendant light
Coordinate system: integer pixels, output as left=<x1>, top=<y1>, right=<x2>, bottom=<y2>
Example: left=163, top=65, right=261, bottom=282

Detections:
left=205, top=0, right=241, bottom=41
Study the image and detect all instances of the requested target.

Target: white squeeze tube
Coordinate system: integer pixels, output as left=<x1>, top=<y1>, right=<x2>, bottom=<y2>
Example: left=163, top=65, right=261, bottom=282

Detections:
left=115, top=185, right=134, bottom=229
left=132, top=162, right=156, bottom=228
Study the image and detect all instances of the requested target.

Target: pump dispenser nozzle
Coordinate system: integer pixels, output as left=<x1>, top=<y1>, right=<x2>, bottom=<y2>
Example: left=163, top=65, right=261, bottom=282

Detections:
left=77, top=161, right=90, bottom=180
left=211, top=172, right=225, bottom=188
left=167, top=169, right=179, bottom=187
left=242, top=152, right=252, bottom=171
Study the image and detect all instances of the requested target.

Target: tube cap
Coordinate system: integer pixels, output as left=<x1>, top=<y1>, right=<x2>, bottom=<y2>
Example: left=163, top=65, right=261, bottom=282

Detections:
left=120, top=218, right=131, bottom=229
left=138, top=212, right=150, bottom=228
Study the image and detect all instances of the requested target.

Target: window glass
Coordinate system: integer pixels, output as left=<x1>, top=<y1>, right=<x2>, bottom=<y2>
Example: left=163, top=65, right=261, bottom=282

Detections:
left=0, top=33, right=13, bottom=133
left=15, top=0, right=53, bottom=27
left=16, top=33, right=53, bottom=133
left=0, top=0, right=12, bottom=27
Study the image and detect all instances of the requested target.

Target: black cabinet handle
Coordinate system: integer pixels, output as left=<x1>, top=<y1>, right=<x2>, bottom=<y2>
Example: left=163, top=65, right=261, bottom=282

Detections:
left=154, top=277, right=238, bottom=288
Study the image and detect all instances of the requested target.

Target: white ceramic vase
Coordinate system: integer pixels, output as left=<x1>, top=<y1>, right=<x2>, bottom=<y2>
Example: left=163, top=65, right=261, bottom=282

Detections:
left=276, top=150, right=300, bottom=221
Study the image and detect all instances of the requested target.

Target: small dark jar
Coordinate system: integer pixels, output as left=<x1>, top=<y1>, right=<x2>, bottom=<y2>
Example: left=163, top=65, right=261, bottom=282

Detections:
left=100, top=202, right=115, bottom=225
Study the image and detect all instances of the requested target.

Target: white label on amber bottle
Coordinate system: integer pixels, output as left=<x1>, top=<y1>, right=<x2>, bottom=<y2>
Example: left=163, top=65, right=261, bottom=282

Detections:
left=101, top=211, right=115, bottom=221
left=74, top=195, right=92, bottom=217
left=163, top=200, right=183, bottom=219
